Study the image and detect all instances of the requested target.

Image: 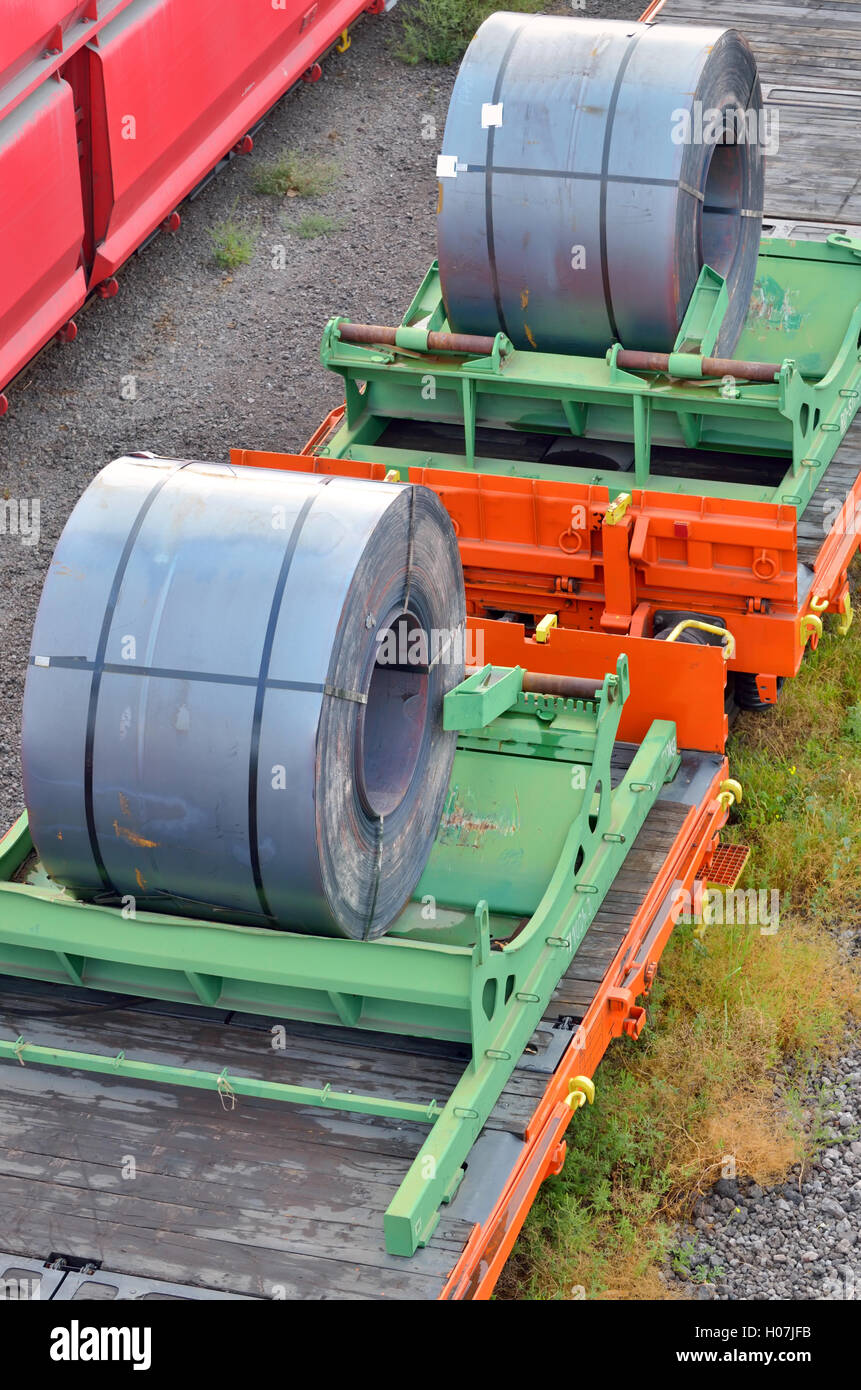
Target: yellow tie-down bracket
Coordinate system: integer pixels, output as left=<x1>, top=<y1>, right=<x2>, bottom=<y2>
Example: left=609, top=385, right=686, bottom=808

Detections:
left=800, top=611, right=823, bottom=649
left=810, top=590, right=854, bottom=638
left=717, top=777, right=743, bottom=813
left=603, top=492, right=632, bottom=526
left=565, top=1076, right=596, bottom=1111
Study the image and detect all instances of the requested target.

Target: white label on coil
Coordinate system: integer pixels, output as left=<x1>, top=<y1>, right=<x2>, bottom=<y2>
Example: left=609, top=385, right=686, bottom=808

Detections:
left=481, top=102, right=503, bottom=128
left=33, top=656, right=50, bottom=667
left=436, top=154, right=459, bottom=178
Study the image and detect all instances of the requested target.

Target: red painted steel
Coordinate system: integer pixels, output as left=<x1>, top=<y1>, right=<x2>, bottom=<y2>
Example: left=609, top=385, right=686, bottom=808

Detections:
left=86, top=0, right=376, bottom=287
left=0, top=0, right=386, bottom=399
left=0, top=80, right=87, bottom=394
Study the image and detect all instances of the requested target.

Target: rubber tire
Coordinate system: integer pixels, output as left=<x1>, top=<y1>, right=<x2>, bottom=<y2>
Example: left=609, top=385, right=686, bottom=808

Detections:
left=734, top=672, right=785, bottom=712
left=656, top=623, right=714, bottom=646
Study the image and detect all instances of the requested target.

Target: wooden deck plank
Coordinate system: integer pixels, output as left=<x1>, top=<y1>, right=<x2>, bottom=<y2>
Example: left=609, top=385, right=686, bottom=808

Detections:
left=0, top=1059, right=474, bottom=1297
left=797, top=426, right=861, bottom=566
left=656, top=0, right=861, bottom=222
left=535, top=800, right=689, bottom=1021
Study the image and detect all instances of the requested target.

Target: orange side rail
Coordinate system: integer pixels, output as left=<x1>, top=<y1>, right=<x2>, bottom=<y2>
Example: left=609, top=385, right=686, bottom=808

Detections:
left=300, top=406, right=345, bottom=455
left=441, top=756, right=729, bottom=1300
left=638, top=0, right=669, bottom=19
left=810, top=466, right=861, bottom=613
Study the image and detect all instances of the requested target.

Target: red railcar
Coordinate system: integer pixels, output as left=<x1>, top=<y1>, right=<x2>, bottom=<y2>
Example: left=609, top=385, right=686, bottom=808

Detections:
left=0, top=0, right=392, bottom=413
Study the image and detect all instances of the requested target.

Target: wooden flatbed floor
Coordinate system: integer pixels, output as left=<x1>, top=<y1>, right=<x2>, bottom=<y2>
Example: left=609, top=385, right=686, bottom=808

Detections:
left=654, top=0, right=861, bottom=224
left=0, top=749, right=721, bottom=1300
left=657, top=0, right=861, bottom=582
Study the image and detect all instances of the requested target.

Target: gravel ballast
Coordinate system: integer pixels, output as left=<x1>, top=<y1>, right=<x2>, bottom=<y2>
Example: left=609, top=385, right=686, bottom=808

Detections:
left=671, top=1046, right=861, bottom=1301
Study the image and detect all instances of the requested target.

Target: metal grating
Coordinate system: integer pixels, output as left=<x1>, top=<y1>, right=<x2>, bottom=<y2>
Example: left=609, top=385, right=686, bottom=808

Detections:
left=696, top=844, right=751, bottom=890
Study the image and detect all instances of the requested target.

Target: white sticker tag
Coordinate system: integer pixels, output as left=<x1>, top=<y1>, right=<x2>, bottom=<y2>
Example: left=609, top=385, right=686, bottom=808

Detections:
left=33, top=656, right=50, bottom=668
left=482, top=102, right=503, bottom=128
left=436, top=154, right=459, bottom=178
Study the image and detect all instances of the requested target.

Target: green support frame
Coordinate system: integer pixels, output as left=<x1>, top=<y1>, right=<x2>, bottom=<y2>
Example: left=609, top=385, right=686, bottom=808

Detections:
left=0, top=662, right=677, bottom=1255
left=318, top=235, right=861, bottom=517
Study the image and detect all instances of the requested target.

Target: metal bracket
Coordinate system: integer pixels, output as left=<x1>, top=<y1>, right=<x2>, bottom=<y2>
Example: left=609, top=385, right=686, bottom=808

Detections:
left=672, top=264, right=729, bottom=356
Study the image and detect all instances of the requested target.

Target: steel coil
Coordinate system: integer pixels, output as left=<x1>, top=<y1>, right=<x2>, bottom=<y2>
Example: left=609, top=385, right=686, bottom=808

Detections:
left=437, top=13, right=764, bottom=357
left=22, top=457, right=465, bottom=940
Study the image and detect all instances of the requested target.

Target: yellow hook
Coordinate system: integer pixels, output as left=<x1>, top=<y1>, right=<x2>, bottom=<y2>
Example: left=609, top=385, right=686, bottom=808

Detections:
left=717, top=777, right=743, bottom=812
left=800, top=612, right=823, bottom=648
left=565, top=1075, right=596, bottom=1110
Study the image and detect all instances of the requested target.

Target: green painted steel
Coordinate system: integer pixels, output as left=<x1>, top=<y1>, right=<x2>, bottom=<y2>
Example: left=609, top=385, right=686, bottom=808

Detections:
left=673, top=265, right=729, bottom=358
left=319, top=236, right=861, bottom=515
left=0, top=663, right=676, bottom=1255
left=385, top=714, right=677, bottom=1254
left=0, top=1037, right=444, bottom=1124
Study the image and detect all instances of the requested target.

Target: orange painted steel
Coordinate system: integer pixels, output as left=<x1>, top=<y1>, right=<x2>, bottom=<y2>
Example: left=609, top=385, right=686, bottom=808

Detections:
left=638, top=0, right=669, bottom=20
left=811, top=466, right=861, bottom=610
left=467, top=617, right=728, bottom=753
left=441, top=756, right=730, bottom=1299
left=237, top=434, right=858, bottom=686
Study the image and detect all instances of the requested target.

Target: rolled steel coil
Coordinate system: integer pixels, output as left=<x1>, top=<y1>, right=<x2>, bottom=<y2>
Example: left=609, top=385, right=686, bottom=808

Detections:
left=437, top=13, right=764, bottom=357
left=22, top=457, right=465, bottom=940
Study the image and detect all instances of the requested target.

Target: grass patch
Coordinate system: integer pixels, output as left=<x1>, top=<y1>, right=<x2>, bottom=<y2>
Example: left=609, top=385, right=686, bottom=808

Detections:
left=502, top=564, right=861, bottom=1300
left=288, top=214, right=344, bottom=241
left=721, top=588, right=861, bottom=920
left=396, top=0, right=545, bottom=66
left=253, top=150, right=340, bottom=199
left=209, top=219, right=255, bottom=270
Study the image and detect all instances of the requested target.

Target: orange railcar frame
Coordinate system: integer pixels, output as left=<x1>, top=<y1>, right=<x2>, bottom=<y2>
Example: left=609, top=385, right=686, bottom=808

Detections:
left=237, top=428, right=859, bottom=697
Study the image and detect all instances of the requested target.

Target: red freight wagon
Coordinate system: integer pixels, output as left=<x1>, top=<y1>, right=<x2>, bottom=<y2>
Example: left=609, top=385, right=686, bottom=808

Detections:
left=0, top=0, right=394, bottom=414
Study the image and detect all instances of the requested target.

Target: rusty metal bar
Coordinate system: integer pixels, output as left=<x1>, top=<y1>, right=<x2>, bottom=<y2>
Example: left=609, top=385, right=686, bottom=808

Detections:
left=522, top=671, right=603, bottom=702
left=336, top=323, right=497, bottom=355
left=465, top=667, right=603, bottom=703
left=615, top=350, right=782, bottom=383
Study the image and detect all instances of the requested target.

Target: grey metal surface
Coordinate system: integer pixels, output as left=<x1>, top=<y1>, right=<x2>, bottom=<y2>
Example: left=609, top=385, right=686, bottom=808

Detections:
left=21, top=457, right=465, bottom=939
left=0, top=1253, right=66, bottom=1300
left=437, top=13, right=764, bottom=357
left=0, top=1252, right=252, bottom=1300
